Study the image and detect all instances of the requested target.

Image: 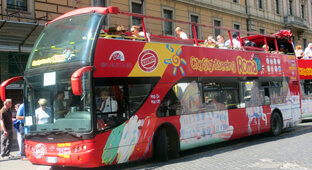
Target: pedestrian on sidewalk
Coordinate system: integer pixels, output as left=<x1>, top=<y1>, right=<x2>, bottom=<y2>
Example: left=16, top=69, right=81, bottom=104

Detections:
left=15, top=103, right=26, bottom=160
left=0, top=99, right=14, bottom=159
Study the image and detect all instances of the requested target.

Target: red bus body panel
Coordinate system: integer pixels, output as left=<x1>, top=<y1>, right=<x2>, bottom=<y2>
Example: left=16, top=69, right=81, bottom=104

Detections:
left=25, top=38, right=301, bottom=168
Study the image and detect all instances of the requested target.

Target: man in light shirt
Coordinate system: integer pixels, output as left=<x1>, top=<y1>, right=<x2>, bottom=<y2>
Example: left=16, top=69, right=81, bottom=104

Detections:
left=304, top=43, right=312, bottom=59
left=175, top=27, right=188, bottom=40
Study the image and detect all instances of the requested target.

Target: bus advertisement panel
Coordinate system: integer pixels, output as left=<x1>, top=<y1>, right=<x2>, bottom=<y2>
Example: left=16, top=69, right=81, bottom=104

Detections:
left=298, top=59, right=312, bottom=118
left=0, top=7, right=301, bottom=168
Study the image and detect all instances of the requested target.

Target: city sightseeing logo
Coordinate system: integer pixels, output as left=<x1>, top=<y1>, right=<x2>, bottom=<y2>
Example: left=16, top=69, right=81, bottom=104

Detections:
left=138, top=49, right=159, bottom=72
left=33, top=143, right=47, bottom=159
left=164, top=44, right=187, bottom=76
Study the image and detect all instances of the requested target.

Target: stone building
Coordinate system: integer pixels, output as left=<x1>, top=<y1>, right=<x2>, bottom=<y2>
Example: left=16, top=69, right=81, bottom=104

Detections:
left=0, top=0, right=311, bottom=105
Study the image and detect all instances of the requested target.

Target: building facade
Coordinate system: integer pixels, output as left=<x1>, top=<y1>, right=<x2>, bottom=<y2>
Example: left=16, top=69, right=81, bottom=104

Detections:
left=0, top=0, right=311, bottom=105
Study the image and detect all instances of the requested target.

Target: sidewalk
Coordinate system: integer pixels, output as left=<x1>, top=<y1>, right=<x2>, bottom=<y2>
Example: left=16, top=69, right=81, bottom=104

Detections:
left=0, top=129, right=50, bottom=170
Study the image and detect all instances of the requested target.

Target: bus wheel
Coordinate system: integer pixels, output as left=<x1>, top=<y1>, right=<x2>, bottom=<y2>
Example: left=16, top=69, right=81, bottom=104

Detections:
left=270, top=112, right=282, bottom=136
left=154, top=128, right=168, bottom=162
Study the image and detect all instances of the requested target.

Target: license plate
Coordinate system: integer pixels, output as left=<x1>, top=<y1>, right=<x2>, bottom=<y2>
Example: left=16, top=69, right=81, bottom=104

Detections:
left=47, top=157, right=57, bottom=163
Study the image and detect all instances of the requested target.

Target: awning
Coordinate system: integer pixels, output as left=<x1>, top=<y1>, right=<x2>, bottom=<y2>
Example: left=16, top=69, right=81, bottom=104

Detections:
left=0, top=20, right=44, bottom=53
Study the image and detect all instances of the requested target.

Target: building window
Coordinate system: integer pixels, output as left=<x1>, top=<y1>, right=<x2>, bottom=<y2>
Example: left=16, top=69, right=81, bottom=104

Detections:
left=303, top=38, right=307, bottom=49
left=301, top=5, right=305, bottom=18
left=289, top=0, right=293, bottom=15
left=214, top=20, right=221, bottom=38
left=131, top=1, right=143, bottom=26
left=190, top=14, right=199, bottom=39
left=233, top=24, right=240, bottom=35
left=275, top=0, right=279, bottom=14
left=163, top=8, right=174, bottom=35
left=7, top=0, right=27, bottom=11
left=258, top=0, right=263, bottom=9
left=233, top=0, right=238, bottom=3
left=259, top=28, right=265, bottom=34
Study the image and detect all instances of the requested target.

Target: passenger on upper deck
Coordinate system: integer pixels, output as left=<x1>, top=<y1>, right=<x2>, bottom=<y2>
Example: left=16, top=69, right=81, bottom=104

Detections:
left=104, top=27, right=117, bottom=38
left=138, top=24, right=150, bottom=37
left=116, top=25, right=127, bottom=39
left=205, top=36, right=216, bottom=48
left=131, top=25, right=141, bottom=38
left=175, top=27, right=188, bottom=40
left=216, top=35, right=226, bottom=48
left=225, top=34, right=241, bottom=49
left=304, top=43, right=312, bottom=59
left=295, top=45, right=304, bottom=59
left=243, top=38, right=256, bottom=47
left=279, top=45, right=288, bottom=54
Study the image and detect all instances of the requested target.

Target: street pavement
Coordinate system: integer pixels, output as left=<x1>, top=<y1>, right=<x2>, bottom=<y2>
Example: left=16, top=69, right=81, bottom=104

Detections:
left=1, top=120, right=312, bottom=170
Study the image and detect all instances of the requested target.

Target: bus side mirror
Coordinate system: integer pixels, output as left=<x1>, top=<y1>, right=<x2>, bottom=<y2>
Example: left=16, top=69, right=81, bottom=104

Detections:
left=71, top=66, right=94, bottom=96
left=0, top=76, right=24, bottom=101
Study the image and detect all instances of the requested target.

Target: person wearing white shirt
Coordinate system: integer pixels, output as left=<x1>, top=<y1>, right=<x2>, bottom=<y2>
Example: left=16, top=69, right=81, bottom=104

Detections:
left=225, top=34, right=241, bottom=49
left=35, top=99, right=51, bottom=124
left=304, top=43, right=312, bottom=59
left=97, top=89, right=118, bottom=114
left=175, top=27, right=188, bottom=40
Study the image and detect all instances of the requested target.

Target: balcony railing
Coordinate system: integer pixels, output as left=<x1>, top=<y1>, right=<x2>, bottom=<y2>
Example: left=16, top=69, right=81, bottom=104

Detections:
left=284, top=15, right=307, bottom=28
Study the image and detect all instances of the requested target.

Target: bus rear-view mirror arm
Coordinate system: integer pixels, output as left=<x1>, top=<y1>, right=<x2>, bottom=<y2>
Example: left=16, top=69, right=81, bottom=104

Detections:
left=71, top=66, right=94, bottom=95
left=0, top=76, right=24, bottom=101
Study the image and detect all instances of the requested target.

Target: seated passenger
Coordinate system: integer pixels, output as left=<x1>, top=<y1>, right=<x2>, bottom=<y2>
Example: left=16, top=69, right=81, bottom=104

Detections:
left=205, top=36, right=216, bottom=48
left=138, top=24, right=150, bottom=38
left=279, top=44, right=288, bottom=54
left=216, top=35, right=226, bottom=48
left=131, top=25, right=141, bottom=38
left=262, top=44, right=270, bottom=51
left=116, top=25, right=127, bottom=39
left=175, top=27, right=188, bottom=40
left=225, top=34, right=241, bottom=49
left=97, top=89, right=118, bottom=113
left=35, top=99, right=51, bottom=124
left=295, top=45, right=304, bottom=59
left=303, top=43, right=312, bottom=59
left=105, top=27, right=117, bottom=38
left=243, top=38, right=256, bottom=47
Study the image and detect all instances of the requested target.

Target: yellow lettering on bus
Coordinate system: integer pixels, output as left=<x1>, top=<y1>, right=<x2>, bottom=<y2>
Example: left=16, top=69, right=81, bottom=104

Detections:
left=236, top=56, right=257, bottom=75
left=190, top=56, right=236, bottom=73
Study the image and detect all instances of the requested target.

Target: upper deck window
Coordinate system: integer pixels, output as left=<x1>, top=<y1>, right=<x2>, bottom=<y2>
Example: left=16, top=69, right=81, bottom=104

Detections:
left=27, top=13, right=103, bottom=69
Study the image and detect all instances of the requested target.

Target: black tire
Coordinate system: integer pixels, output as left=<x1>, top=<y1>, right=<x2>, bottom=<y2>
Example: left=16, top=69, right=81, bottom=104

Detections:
left=270, top=112, right=282, bottom=136
left=154, top=128, right=168, bottom=162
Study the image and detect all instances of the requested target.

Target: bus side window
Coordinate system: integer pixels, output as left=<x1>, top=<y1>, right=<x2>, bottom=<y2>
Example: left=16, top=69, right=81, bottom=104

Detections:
left=157, top=87, right=181, bottom=117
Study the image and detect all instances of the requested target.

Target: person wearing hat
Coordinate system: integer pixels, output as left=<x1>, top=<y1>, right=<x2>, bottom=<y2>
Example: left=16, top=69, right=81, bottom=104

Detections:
left=35, top=99, right=51, bottom=124
left=104, top=27, right=117, bottom=39
left=279, top=44, right=288, bottom=54
left=116, top=25, right=127, bottom=39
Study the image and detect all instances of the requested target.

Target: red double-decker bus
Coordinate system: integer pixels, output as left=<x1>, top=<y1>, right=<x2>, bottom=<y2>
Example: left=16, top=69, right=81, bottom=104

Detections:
left=0, top=7, right=301, bottom=168
left=298, top=59, right=312, bottom=118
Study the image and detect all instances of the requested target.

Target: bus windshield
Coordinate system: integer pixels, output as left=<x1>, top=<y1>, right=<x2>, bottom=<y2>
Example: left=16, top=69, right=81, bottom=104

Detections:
left=26, top=13, right=103, bottom=69
left=24, top=69, right=91, bottom=134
